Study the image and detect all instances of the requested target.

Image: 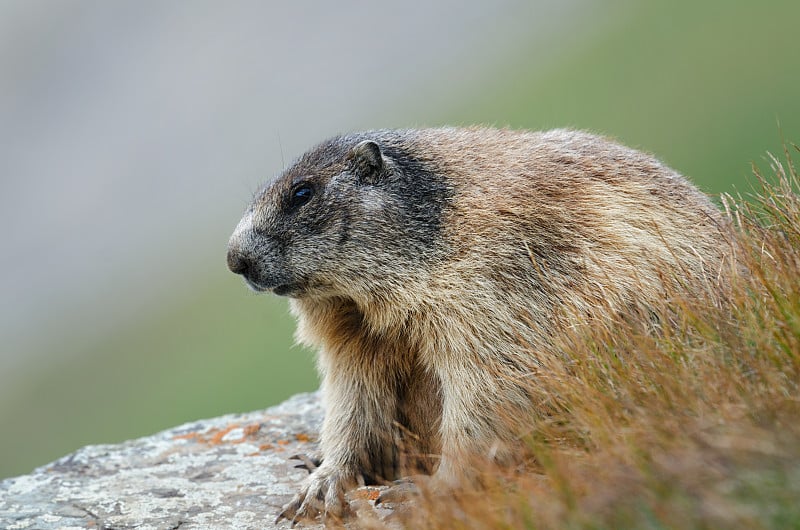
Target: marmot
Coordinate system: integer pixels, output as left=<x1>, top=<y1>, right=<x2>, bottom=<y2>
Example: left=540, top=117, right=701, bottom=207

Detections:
left=226, top=127, right=731, bottom=522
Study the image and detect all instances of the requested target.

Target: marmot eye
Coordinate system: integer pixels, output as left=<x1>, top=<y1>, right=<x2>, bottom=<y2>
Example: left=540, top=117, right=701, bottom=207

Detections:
left=289, top=184, right=313, bottom=209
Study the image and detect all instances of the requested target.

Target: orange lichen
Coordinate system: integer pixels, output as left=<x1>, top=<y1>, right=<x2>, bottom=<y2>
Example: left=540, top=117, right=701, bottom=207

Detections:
left=171, top=422, right=262, bottom=445
left=172, top=432, right=201, bottom=441
left=351, top=488, right=381, bottom=501
left=209, top=424, right=240, bottom=445
left=243, top=423, right=261, bottom=437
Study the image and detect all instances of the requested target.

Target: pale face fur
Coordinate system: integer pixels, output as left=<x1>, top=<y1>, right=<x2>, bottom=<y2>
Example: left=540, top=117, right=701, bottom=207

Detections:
left=227, top=127, right=732, bottom=522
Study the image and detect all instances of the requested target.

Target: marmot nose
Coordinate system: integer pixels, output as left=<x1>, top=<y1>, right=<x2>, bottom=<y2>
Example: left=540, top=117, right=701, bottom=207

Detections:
left=227, top=247, right=251, bottom=276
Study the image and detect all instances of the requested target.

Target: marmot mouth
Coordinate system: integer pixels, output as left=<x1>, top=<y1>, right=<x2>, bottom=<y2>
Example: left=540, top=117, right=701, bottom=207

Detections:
left=243, top=275, right=300, bottom=297
left=272, top=284, right=294, bottom=297
left=243, top=277, right=272, bottom=293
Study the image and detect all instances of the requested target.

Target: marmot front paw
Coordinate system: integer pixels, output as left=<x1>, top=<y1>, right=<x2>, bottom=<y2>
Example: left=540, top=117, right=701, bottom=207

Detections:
left=276, top=464, right=355, bottom=525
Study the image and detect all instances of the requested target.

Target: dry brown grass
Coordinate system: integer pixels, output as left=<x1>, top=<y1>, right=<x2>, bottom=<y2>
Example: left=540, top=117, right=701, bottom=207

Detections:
left=349, top=145, right=800, bottom=529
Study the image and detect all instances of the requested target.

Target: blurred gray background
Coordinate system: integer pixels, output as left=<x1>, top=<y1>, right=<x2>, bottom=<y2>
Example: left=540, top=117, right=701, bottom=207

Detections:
left=1, top=0, right=798, bottom=479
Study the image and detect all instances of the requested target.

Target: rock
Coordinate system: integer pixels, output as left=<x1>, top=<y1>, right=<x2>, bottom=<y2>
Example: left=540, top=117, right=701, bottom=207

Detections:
left=0, top=392, right=360, bottom=530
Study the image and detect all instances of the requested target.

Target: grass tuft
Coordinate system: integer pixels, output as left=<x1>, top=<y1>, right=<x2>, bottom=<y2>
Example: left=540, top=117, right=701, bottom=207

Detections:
left=357, top=144, right=800, bottom=529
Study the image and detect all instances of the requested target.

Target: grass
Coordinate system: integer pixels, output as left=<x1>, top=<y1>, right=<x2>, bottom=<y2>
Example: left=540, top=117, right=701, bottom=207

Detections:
left=352, top=146, right=800, bottom=529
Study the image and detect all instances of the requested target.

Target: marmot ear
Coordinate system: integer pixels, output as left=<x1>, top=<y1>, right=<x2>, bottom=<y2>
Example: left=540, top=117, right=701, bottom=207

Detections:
left=350, top=140, right=385, bottom=185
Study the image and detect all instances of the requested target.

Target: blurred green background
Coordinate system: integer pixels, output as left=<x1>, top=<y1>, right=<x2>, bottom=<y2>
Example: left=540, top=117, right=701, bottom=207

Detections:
left=1, top=1, right=798, bottom=480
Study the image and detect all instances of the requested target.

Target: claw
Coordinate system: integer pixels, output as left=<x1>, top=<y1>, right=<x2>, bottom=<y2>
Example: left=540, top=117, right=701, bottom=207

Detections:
left=289, top=453, right=322, bottom=473
left=275, top=508, right=303, bottom=528
left=275, top=507, right=292, bottom=525
left=276, top=492, right=305, bottom=526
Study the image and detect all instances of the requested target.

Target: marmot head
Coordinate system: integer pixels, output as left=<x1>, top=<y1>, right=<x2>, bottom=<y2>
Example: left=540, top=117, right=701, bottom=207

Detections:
left=227, top=132, right=451, bottom=300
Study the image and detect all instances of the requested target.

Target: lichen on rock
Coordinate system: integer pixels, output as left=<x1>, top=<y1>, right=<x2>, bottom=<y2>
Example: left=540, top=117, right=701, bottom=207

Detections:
left=0, top=392, right=329, bottom=530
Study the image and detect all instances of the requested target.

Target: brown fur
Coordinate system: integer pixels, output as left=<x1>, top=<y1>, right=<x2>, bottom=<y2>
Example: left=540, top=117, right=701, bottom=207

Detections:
left=227, top=127, right=732, bottom=522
